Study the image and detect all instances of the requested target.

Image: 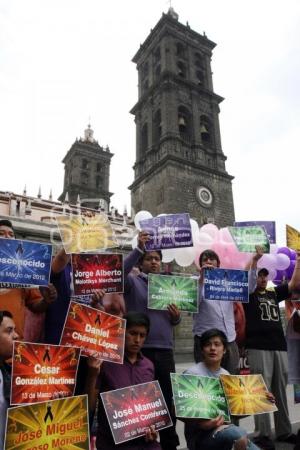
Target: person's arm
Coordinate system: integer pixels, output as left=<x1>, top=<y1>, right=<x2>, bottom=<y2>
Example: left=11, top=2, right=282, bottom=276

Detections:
left=51, top=248, right=70, bottom=274
left=91, top=290, right=126, bottom=317
left=167, top=303, right=181, bottom=325
left=84, top=355, right=103, bottom=413
left=288, top=251, right=300, bottom=292
left=124, top=231, right=150, bottom=277
left=246, top=246, right=264, bottom=293
left=27, top=284, right=57, bottom=312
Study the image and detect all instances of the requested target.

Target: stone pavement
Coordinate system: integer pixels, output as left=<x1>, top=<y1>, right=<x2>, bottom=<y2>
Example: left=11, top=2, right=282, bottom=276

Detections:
left=174, top=356, right=300, bottom=450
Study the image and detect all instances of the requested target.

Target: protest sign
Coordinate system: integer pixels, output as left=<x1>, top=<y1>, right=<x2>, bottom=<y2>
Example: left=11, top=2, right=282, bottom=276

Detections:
left=139, top=213, right=193, bottom=250
left=234, top=221, right=276, bottom=244
left=56, top=214, right=118, bottom=253
left=60, top=301, right=125, bottom=363
left=171, top=373, right=230, bottom=420
left=11, top=342, right=80, bottom=404
left=203, top=268, right=249, bottom=303
left=148, top=273, right=198, bottom=312
left=71, top=253, right=123, bottom=296
left=0, top=238, right=51, bottom=286
left=220, top=374, right=277, bottom=415
left=229, top=226, right=270, bottom=253
left=286, top=224, right=300, bottom=251
left=101, top=381, right=172, bottom=444
left=4, top=395, right=89, bottom=450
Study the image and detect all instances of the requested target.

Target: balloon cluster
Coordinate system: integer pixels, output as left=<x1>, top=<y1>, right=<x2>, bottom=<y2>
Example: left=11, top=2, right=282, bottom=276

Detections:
left=133, top=211, right=295, bottom=281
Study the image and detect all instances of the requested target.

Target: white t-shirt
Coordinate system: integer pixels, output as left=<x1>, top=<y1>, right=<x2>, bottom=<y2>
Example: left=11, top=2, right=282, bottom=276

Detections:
left=185, top=361, right=229, bottom=378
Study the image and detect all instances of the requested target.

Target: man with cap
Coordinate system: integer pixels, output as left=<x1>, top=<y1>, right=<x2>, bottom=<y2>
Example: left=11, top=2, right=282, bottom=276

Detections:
left=243, top=248, right=300, bottom=450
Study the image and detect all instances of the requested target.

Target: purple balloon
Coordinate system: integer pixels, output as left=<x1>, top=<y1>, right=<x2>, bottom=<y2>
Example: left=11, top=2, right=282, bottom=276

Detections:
left=286, top=260, right=296, bottom=280
left=290, top=249, right=297, bottom=261
left=273, top=269, right=288, bottom=285
left=277, top=247, right=292, bottom=257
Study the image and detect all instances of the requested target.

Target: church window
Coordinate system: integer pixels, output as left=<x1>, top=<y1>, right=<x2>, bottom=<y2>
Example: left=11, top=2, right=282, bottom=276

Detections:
left=178, top=106, right=191, bottom=141
left=96, top=176, right=102, bottom=189
left=153, top=110, right=162, bottom=144
left=96, top=162, right=102, bottom=173
left=82, top=159, right=88, bottom=170
left=200, top=115, right=212, bottom=145
left=177, top=61, right=187, bottom=78
left=194, top=52, right=204, bottom=68
left=81, top=171, right=88, bottom=185
left=141, top=123, right=148, bottom=156
left=176, top=42, right=186, bottom=58
left=196, top=70, right=204, bottom=85
left=153, top=46, right=161, bottom=64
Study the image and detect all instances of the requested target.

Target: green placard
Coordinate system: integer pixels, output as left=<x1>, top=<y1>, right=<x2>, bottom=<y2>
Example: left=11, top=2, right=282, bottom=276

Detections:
left=148, top=274, right=198, bottom=312
left=171, top=373, right=230, bottom=420
left=229, top=226, right=270, bottom=253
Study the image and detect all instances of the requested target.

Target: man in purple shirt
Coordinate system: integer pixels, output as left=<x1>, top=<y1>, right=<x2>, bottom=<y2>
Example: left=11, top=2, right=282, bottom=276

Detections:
left=193, top=249, right=239, bottom=375
left=85, top=312, right=161, bottom=450
left=124, top=231, right=181, bottom=450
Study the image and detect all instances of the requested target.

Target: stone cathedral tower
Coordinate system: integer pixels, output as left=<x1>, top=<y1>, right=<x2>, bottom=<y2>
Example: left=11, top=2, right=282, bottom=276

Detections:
left=59, top=124, right=113, bottom=210
left=129, top=8, right=235, bottom=226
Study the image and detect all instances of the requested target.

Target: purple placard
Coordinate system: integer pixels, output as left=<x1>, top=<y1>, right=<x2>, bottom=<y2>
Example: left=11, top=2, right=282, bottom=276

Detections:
left=139, top=213, right=193, bottom=251
left=234, top=221, right=276, bottom=244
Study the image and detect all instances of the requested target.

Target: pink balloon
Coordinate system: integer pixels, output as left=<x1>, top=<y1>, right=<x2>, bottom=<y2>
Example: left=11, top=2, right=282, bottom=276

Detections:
left=198, top=232, right=214, bottom=244
left=275, top=253, right=290, bottom=270
left=219, top=227, right=235, bottom=244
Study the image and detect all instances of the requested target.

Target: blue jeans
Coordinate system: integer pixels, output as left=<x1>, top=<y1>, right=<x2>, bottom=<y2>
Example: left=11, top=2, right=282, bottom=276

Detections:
left=193, top=424, right=259, bottom=450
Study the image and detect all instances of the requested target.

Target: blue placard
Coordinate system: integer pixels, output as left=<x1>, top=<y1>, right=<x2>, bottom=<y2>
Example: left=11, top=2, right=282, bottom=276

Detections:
left=0, top=238, right=52, bottom=286
left=204, top=268, right=249, bottom=303
left=139, top=213, right=193, bottom=251
left=234, top=221, right=276, bottom=244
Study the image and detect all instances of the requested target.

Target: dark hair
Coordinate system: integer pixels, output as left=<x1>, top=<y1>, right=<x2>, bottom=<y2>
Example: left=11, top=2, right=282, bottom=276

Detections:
left=0, top=310, right=13, bottom=326
left=199, top=249, right=220, bottom=267
left=138, top=250, right=162, bottom=269
left=200, top=328, right=228, bottom=350
left=124, top=312, right=150, bottom=334
left=0, top=219, right=14, bottom=232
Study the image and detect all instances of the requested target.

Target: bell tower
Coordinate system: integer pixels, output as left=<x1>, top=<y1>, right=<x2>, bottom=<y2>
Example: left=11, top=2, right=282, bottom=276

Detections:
left=129, top=8, right=235, bottom=226
left=59, top=124, right=113, bottom=210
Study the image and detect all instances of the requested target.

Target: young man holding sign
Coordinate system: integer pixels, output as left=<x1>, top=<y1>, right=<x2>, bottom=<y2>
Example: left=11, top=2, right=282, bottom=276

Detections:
left=123, top=231, right=180, bottom=450
left=85, top=312, right=160, bottom=449
left=193, top=250, right=240, bottom=375
left=243, top=248, right=300, bottom=449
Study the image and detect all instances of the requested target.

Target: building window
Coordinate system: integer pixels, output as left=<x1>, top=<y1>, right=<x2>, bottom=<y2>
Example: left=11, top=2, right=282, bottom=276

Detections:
left=156, top=188, right=164, bottom=205
left=141, top=123, right=148, bottom=156
left=196, top=69, right=204, bottom=85
left=81, top=171, right=88, bottom=185
left=194, top=52, right=204, bottom=68
left=153, top=110, right=161, bottom=144
left=153, top=46, right=161, bottom=64
left=178, top=106, right=191, bottom=141
left=96, top=176, right=102, bottom=189
left=96, top=162, right=102, bottom=173
left=177, top=61, right=187, bottom=78
left=200, top=115, right=212, bottom=145
left=176, top=42, right=186, bottom=59
left=82, top=159, right=88, bottom=170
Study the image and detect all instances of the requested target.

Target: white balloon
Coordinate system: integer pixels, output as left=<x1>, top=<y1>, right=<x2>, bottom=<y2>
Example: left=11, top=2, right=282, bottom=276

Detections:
left=162, top=248, right=176, bottom=263
left=198, top=232, right=213, bottom=245
left=190, top=219, right=200, bottom=244
left=134, top=210, right=153, bottom=230
left=174, top=247, right=196, bottom=267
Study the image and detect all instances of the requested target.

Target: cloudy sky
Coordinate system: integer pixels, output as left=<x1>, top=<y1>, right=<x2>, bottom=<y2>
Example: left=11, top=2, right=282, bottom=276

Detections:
left=1, top=0, right=299, bottom=245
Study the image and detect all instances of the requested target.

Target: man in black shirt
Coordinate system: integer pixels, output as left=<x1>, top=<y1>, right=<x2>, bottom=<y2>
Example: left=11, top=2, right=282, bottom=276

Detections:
left=244, top=249, right=300, bottom=450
